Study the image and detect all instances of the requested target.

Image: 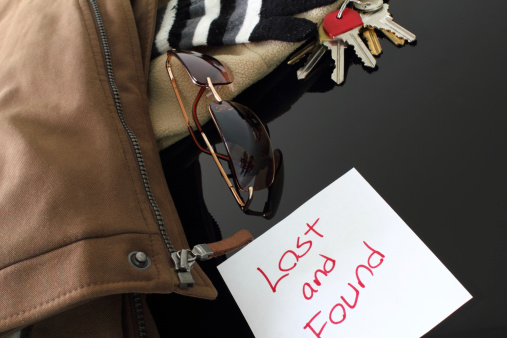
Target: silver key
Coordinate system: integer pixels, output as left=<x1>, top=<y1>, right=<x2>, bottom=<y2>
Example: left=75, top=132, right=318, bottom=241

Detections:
left=360, top=4, right=416, bottom=42
left=297, top=44, right=329, bottom=80
left=323, top=39, right=346, bottom=85
left=338, top=26, right=377, bottom=68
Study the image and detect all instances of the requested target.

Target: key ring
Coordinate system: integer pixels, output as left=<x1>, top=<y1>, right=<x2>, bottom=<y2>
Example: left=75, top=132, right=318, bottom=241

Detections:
left=337, top=0, right=371, bottom=18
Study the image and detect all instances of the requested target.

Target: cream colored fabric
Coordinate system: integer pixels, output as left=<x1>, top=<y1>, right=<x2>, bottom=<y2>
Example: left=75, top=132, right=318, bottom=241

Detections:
left=148, top=1, right=343, bottom=150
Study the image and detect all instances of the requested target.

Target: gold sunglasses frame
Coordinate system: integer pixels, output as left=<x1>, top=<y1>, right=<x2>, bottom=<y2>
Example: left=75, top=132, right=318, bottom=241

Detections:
left=166, top=50, right=256, bottom=211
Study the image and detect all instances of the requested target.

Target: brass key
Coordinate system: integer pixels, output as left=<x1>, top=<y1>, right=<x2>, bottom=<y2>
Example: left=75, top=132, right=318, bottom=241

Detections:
left=381, top=29, right=406, bottom=46
left=296, top=24, right=334, bottom=80
left=362, top=27, right=382, bottom=56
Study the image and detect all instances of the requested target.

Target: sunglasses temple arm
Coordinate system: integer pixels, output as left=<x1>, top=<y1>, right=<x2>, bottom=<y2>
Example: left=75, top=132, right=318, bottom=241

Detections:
left=200, top=132, right=253, bottom=209
left=166, top=55, right=193, bottom=128
left=192, top=87, right=206, bottom=133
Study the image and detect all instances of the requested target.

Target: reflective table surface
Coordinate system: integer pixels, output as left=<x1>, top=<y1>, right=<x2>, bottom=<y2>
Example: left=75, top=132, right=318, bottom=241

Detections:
left=173, top=1, right=506, bottom=336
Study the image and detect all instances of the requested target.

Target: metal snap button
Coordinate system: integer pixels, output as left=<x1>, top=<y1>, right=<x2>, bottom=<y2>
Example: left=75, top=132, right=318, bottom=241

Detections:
left=128, top=251, right=151, bottom=271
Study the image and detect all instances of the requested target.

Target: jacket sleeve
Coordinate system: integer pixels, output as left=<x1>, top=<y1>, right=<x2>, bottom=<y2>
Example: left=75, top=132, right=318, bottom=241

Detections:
left=0, top=0, right=215, bottom=334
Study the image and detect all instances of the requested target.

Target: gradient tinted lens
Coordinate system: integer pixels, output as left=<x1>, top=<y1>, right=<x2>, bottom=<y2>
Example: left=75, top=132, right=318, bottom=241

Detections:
left=209, top=101, right=274, bottom=191
left=175, top=50, right=233, bottom=86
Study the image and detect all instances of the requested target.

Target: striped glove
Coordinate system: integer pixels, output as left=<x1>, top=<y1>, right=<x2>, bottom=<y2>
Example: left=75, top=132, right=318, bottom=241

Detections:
left=152, top=0, right=337, bottom=58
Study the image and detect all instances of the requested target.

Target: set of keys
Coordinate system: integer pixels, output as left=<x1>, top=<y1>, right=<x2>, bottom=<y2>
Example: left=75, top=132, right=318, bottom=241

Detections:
left=296, top=0, right=416, bottom=85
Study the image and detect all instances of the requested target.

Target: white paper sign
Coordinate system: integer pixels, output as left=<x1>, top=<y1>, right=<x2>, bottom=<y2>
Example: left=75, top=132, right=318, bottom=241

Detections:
left=218, top=168, right=472, bottom=338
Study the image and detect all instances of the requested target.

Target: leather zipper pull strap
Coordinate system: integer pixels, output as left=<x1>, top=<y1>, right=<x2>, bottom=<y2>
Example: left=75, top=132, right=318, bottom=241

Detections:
left=172, top=229, right=253, bottom=288
left=207, top=229, right=254, bottom=258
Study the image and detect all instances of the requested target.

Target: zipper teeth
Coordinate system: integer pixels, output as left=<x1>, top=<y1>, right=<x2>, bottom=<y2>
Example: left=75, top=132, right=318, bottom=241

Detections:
left=88, top=0, right=175, bottom=255
left=88, top=0, right=173, bottom=335
left=132, top=293, right=147, bottom=337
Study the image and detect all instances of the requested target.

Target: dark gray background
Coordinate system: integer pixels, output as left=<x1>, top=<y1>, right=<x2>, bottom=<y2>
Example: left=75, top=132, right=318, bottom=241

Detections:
left=198, top=1, right=507, bottom=336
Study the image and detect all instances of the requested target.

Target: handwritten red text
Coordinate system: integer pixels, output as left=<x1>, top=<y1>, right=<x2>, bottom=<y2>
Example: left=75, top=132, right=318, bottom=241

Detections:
left=257, top=218, right=323, bottom=293
left=303, top=241, right=385, bottom=338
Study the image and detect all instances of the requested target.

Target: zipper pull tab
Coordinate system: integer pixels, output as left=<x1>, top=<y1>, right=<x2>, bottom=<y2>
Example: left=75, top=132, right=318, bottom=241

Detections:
left=172, top=229, right=254, bottom=288
left=171, top=249, right=196, bottom=272
left=171, top=249, right=198, bottom=288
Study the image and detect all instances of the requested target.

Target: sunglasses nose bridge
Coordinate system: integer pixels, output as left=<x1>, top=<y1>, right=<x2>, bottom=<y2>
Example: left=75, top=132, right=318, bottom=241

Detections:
left=207, top=77, right=223, bottom=103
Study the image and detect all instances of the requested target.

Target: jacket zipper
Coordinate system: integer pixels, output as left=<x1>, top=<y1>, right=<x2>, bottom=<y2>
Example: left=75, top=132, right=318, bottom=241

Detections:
left=87, top=0, right=177, bottom=336
left=129, top=293, right=147, bottom=337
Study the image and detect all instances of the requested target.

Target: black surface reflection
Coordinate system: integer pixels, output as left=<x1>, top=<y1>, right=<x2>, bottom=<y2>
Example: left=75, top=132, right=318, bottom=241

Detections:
left=157, top=2, right=507, bottom=335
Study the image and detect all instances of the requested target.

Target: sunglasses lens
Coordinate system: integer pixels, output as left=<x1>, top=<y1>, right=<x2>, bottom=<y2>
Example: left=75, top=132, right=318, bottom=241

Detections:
left=209, top=101, right=274, bottom=191
left=175, top=51, right=233, bottom=86
left=263, top=149, right=284, bottom=220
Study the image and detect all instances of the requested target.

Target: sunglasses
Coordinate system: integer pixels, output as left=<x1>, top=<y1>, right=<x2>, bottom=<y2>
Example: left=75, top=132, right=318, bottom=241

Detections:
left=166, top=49, right=284, bottom=219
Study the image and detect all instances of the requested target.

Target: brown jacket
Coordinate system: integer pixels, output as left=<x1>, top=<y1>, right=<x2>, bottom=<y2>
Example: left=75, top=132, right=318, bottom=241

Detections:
left=0, top=0, right=217, bottom=336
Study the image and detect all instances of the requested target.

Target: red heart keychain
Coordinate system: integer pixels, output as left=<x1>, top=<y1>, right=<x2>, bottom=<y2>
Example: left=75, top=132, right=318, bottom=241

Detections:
left=323, top=8, right=364, bottom=38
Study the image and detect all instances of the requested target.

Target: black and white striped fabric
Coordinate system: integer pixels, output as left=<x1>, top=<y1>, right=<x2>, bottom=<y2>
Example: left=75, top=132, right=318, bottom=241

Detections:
left=152, top=0, right=337, bottom=59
